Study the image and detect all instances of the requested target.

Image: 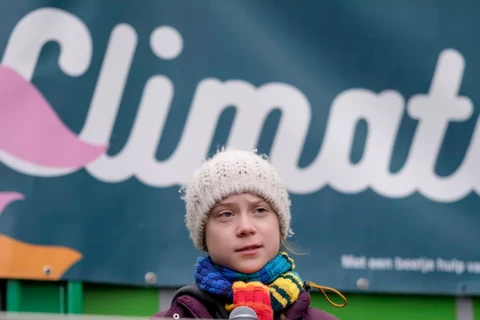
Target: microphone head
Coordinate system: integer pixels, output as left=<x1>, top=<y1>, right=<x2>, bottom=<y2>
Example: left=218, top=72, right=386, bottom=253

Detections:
left=229, top=306, right=258, bottom=320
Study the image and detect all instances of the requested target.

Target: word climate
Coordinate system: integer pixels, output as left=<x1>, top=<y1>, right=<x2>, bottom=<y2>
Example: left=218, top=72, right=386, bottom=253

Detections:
left=1, top=7, right=479, bottom=203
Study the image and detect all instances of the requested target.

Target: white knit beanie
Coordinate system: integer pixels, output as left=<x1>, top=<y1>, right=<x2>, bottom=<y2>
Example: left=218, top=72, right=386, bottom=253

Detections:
left=181, top=148, right=293, bottom=251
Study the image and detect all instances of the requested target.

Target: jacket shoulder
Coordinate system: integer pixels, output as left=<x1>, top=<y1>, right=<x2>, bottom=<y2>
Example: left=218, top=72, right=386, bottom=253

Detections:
left=151, top=284, right=228, bottom=319
left=306, top=307, right=339, bottom=320
left=151, top=294, right=208, bottom=319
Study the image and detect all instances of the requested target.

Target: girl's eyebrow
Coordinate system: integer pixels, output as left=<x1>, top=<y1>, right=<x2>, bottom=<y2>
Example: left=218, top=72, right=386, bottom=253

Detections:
left=211, top=199, right=269, bottom=213
left=252, top=200, right=268, bottom=206
left=211, top=203, right=232, bottom=212
left=215, top=199, right=267, bottom=207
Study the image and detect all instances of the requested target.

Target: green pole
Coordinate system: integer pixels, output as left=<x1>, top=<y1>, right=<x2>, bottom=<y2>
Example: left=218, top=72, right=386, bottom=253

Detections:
left=6, top=280, right=21, bottom=312
left=67, top=281, right=83, bottom=314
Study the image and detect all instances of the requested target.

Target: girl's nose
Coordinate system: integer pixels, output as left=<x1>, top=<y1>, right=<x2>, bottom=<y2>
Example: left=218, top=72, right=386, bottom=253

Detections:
left=236, top=213, right=256, bottom=237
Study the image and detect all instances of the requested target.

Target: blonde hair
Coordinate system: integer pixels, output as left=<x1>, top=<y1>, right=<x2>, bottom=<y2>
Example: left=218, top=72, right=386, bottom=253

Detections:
left=281, top=239, right=308, bottom=256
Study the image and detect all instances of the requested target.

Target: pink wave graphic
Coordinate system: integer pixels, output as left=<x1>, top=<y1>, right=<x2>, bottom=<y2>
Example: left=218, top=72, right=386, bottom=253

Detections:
left=0, top=192, right=24, bottom=215
left=0, top=64, right=107, bottom=168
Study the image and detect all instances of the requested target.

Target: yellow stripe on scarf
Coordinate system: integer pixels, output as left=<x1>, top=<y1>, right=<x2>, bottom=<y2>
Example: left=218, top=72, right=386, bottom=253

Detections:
left=280, top=252, right=295, bottom=269
left=269, top=288, right=288, bottom=307
left=269, top=272, right=302, bottom=309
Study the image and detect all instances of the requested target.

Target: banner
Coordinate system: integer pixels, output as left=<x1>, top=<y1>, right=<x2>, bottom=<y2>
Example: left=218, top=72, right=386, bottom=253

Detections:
left=0, top=1, right=479, bottom=296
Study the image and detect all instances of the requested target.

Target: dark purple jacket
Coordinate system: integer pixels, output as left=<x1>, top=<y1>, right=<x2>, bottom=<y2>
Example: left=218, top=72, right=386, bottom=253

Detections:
left=151, top=284, right=338, bottom=320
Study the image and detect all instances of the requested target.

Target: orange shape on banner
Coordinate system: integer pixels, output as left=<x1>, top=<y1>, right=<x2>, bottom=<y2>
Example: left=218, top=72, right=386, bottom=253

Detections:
left=0, top=234, right=83, bottom=280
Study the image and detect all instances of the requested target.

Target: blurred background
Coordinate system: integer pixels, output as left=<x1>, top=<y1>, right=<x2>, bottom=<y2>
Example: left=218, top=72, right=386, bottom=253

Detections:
left=0, top=1, right=479, bottom=319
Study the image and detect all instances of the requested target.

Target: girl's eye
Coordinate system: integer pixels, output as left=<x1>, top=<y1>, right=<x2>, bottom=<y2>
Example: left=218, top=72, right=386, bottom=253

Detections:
left=219, top=211, right=233, bottom=218
left=255, top=207, right=267, bottom=214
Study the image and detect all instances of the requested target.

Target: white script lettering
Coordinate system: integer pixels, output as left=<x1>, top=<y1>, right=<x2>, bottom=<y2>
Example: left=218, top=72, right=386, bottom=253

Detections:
left=1, top=7, right=479, bottom=203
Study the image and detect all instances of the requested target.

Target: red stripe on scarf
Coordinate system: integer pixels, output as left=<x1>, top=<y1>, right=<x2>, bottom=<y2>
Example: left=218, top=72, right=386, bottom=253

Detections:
left=232, top=281, right=273, bottom=320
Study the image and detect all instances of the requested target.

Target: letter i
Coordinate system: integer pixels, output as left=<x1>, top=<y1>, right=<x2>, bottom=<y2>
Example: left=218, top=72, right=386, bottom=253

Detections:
left=150, top=25, right=183, bottom=60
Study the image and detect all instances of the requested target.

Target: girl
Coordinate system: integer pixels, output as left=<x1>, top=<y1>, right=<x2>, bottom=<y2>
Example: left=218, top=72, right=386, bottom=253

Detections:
left=153, top=148, right=347, bottom=320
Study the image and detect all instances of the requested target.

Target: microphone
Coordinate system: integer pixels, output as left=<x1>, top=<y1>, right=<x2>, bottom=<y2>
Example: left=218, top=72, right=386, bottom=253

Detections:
left=229, top=306, right=258, bottom=320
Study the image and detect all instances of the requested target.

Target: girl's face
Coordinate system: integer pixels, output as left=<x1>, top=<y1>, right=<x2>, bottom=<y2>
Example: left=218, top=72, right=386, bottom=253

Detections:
left=204, top=192, right=281, bottom=274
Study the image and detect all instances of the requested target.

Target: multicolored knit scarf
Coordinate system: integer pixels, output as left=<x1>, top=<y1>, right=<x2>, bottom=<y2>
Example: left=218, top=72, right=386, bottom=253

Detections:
left=194, top=252, right=304, bottom=320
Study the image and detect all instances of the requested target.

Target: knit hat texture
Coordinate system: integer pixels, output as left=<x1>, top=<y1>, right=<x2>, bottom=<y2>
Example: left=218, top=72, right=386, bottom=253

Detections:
left=181, top=148, right=293, bottom=251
